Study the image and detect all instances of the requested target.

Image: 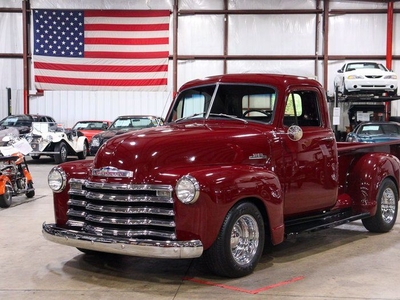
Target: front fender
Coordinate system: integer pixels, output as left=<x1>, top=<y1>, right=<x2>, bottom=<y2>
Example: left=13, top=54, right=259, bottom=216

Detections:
left=75, top=136, right=88, bottom=152
left=347, top=153, right=400, bottom=215
left=0, top=175, right=12, bottom=194
left=172, top=165, right=284, bottom=249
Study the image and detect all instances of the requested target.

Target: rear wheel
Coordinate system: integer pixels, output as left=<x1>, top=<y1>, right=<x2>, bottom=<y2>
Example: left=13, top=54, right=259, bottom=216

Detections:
left=362, top=178, right=398, bottom=233
left=0, top=182, right=13, bottom=208
left=54, top=142, right=68, bottom=164
left=204, top=202, right=265, bottom=278
left=25, top=182, right=35, bottom=198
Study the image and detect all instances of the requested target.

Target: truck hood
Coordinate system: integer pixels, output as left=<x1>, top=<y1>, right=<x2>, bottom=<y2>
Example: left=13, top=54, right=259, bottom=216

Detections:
left=92, top=121, right=272, bottom=182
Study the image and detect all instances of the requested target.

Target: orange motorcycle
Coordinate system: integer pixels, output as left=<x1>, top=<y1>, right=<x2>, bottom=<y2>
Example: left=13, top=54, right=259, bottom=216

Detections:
left=0, top=151, right=35, bottom=208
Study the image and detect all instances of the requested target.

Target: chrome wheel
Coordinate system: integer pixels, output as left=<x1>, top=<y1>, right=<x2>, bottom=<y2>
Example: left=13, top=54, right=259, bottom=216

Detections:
left=362, top=178, right=398, bottom=233
left=381, top=187, right=396, bottom=224
left=231, top=214, right=260, bottom=265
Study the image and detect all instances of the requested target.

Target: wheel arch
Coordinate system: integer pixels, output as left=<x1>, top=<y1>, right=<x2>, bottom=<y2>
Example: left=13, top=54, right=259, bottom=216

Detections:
left=346, top=153, right=400, bottom=216
left=180, top=166, right=285, bottom=249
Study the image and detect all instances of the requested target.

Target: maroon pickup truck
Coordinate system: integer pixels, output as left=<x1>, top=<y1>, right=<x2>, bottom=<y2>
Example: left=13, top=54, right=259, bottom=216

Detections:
left=43, top=73, right=399, bottom=278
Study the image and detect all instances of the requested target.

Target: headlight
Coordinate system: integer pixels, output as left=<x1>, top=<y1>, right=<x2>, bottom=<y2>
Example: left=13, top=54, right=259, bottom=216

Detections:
left=48, top=166, right=67, bottom=192
left=347, top=75, right=364, bottom=79
left=91, top=137, right=100, bottom=147
left=175, top=175, right=200, bottom=204
left=384, top=75, right=397, bottom=79
left=44, top=134, right=53, bottom=142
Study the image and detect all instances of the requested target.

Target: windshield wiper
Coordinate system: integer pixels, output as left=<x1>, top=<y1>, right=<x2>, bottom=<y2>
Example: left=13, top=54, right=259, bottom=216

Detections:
left=208, top=113, right=248, bottom=123
left=175, top=112, right=206, bottom=123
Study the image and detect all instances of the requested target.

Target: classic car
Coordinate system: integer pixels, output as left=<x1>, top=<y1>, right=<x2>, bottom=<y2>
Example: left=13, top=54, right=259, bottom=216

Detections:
left=25, top=122, right=88, bottom=164
left=346, top=121, right=400, bottom=143
left=71, top=120, right=111, bottom=143
left=334, top=61, right=398, bottom=96
left=89, top=115, right=164, bottom=155
left=0, top=114, right=56, bottom=136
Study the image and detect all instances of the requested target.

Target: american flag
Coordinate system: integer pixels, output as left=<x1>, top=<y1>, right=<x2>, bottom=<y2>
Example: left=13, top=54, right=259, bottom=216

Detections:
left=33, top=9, right=170, bottom=91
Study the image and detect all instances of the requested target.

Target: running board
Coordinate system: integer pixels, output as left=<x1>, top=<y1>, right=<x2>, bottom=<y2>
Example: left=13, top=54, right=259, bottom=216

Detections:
left=284, top=210, right=371, bottom=238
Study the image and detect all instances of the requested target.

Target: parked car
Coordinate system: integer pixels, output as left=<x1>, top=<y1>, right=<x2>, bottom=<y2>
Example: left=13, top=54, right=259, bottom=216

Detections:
left=334, top=61, right=398, bottom=96
left=0, top=114, right=56, bottom=136
left=346, top=121, right=400, bottom=143
left=25, top=122, right=88, bottom=164
left=71, top=120, right=111, bottom=143
left=89, top=115, right=164, bottom=155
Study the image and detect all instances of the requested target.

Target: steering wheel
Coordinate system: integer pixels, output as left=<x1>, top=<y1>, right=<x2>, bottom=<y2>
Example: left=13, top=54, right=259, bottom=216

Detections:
left=243, top=109, right=271, bottom=117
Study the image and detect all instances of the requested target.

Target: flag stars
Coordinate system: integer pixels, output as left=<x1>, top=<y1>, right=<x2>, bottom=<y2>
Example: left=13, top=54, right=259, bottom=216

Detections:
left=34, top=9, right=84, bottom=57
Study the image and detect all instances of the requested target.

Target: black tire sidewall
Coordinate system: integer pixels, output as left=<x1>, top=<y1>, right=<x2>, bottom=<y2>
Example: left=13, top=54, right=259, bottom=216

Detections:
left=205, top=202, right=265, bottom=278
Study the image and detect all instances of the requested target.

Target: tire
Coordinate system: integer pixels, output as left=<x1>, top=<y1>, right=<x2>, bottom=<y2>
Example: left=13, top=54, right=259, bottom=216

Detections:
left=362, top=178, right=398, bottom=233
left=31, top=155, right=41, bottom=160
left=0, top=182, right=13, bottom=208
left=25, top=182, right=35, bottom=198
left=204, top=202, right=265, bottom=278
left=54, top=142, right=68, bottom=164
left=77, top=142, right=88, bottom=160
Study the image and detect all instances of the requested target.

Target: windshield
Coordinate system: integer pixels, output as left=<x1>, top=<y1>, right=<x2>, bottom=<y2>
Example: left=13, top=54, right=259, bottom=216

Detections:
left=73, top=121, right=109, bottom=130
left=167, top=83, right=276, bottom=123
left=0, top=116, right=31, bottom=127
left=109, top=117, right=158, bottom=129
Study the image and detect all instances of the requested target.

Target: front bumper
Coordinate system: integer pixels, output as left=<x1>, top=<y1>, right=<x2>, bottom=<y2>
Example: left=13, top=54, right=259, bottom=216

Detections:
left=42, top=222, right=203, bottom=259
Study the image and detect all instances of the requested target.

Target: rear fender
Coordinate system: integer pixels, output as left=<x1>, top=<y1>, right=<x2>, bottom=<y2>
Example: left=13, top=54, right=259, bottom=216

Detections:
left=346, top=153, right=400, bottom=215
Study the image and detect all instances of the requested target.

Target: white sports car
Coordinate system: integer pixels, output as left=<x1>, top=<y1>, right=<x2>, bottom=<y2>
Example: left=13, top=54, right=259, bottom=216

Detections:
left=334, top=62, right=398, bottom=96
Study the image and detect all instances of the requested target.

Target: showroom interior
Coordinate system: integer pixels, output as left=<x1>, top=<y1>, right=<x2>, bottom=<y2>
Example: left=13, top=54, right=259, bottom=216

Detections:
left=1, top=0, right=400, bottom=299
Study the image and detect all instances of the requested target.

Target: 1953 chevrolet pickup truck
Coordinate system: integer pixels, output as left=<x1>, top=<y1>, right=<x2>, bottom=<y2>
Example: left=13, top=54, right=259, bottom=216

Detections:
left=43, top=73, right=399, bottom=278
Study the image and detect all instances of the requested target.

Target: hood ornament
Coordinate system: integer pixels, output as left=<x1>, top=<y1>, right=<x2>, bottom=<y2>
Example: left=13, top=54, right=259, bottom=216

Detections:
left=92, top=166, right=133, bottom=178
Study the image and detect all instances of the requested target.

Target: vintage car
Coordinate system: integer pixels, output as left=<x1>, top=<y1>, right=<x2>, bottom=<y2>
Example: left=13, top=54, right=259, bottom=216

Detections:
left=346, top=121, right=400, bottom=143
left=334, top=61, right=398, bottom=96
left=89, top=115, right=164, bottom=155
left=71, top=120, right=111, bottom=143
left=0, top=114, right=56, bottom=136
left=25, top=122, right=88, bottom=164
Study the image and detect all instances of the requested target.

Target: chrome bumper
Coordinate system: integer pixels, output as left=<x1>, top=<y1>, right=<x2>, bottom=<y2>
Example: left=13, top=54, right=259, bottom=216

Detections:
left=42, top=222, right=203, bottom=259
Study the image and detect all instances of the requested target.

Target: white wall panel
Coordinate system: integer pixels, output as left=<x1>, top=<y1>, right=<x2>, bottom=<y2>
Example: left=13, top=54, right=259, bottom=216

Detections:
left=176, top=60, right=224, bottom=90
left=178, top=15, right=224, bottom=55
left=329, top=14, right=387, bottom=55
left=229, top=14, right=317, bottom=55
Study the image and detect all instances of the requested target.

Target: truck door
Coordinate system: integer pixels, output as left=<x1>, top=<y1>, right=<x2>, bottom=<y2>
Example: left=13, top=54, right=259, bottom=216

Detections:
left=280, top=88, right=338, bottom=216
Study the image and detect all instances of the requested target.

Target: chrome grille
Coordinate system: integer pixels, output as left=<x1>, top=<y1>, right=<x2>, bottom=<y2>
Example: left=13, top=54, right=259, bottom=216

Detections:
left=66, top=179, right=176, bottom=240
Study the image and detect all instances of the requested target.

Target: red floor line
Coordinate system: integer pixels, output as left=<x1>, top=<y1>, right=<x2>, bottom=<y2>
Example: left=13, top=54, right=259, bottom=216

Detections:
left=183, top=275, right=305, bottom=295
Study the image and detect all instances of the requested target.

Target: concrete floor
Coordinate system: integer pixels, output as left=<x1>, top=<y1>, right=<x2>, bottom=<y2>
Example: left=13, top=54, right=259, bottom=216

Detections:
left=1, top=157, right=400, bottom=300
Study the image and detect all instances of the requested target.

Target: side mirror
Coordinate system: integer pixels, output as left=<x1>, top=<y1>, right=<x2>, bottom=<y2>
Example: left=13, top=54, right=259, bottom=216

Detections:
left=287, top=125, right=303, bottom=141
left=337, top=69, right=343, bottom=73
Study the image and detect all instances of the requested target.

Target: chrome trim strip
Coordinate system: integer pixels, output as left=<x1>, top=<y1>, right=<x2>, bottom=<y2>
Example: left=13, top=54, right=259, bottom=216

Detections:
left=42, top=222, right=203, bottom=259
left=85, top=181, right=173, bottom=192
left=67, top=199, right=87, bottom=207
left=85, top=215, right=176, bottom=227
left=86, top=204, right=174, bottom=216
left=85, top=225, right=176, bottom=239
left=85, top=192, right=173, bottom=204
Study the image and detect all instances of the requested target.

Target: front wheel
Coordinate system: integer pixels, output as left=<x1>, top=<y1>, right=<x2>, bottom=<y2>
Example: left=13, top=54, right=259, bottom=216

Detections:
left=362, top=178, right=398, bottom=233
left=0, top=182, right=13, bottom=208
left=204, top=202, right=265, bottom=278
left=54, top=142, right=68, bottom=164
left=77, top=142, right=87, bottom=160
